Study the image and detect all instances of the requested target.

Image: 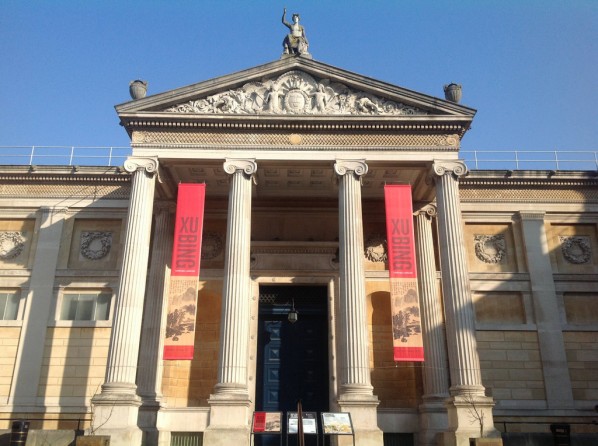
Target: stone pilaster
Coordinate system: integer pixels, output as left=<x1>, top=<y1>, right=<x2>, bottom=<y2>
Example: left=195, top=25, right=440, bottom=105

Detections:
left=92, top=157, right=158, bottom=446
left=334, top=160, right=382, bottom=446
left=414, top=204, right=450, bottom=446
left=137, top=202, right=175, bottom=443
left=431, top=161, right=497, bottom=446
left=9, top=207, right=66, bottom=408
left=517, top=211, right=574, bottom=409
left=203, top=159, right=256, bottom=446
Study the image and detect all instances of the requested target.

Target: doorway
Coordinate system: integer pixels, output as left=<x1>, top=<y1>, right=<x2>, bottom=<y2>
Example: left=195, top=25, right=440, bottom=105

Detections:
left=256, top=285, right=329, bottom=445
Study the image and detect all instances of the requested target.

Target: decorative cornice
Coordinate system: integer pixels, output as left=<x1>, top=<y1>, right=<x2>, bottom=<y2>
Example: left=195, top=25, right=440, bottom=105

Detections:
left=334, top=160, right=368, bottom=177
left=124, top=120, right=466, bottom=131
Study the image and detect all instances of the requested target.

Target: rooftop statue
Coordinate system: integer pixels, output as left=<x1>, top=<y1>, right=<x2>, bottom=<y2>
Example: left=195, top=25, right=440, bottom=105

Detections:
left=282, top=8, right=310, bottom=57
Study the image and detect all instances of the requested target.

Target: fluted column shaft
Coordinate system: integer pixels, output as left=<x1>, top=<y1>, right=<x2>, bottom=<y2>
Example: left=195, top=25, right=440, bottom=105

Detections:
left=335, top=160, right=373, bottom=395
left=432, top=160, right=484, bottom=395
left=415, top=205, right=450, bottom=399
left=137, top=202, right=174, bottom=401
left=103, top=157, right=158, bottom=393
left=215, top=159, right=256, bottom=395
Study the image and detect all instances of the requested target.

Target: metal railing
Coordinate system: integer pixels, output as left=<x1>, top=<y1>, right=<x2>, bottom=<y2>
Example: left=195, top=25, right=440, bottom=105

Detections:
left=0, top=146, right=130, bottom=167
left=0, top=146, right=597, bottom=171
left=461, top=150, right=598, bottom=171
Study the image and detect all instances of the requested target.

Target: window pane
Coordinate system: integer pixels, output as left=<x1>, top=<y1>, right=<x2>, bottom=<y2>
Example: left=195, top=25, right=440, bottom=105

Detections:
left=75, top=294, right=95, bottom=321
left=5, top=293, right=19, bottom=320
left=0, top=294, right=7, bottom=319
left=95, top=294, right=111, bottom=320
left=61, top=295, right=78, bottom=320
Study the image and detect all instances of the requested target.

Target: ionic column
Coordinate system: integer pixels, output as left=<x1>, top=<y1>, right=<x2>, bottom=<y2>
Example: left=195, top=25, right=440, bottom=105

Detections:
left=432, top=160, right=498, bottom=445
left=415, top=204, right=450, bottom=399
left=204, top=159, right=256, bottom=446
left=414, top=204, right=450, bottom=446
left=93, top=157, right=158, bottom=445
left=432, top=160, right=483, bottom=394
left=334, top=160, right=382, bottom=446
left=137, top=202, right=175, bottom=441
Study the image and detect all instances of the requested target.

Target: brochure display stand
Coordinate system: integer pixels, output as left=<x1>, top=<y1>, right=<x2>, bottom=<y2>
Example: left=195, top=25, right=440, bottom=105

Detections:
left=287, top=412, right=318, bottom=446
left=321, top=412, right=355, bottom=446
left=251, top=411, right=283, bottom=446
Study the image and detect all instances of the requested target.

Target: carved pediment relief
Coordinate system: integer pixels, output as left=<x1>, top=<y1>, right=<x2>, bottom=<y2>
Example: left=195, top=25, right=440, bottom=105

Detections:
left=165, top=70, right=428, bottom=117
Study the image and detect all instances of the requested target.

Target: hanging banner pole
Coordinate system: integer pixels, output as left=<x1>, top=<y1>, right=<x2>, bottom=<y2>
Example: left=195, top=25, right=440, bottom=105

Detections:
left=384, top=185, right=424, bottom=362
left=164, top=183, right=206, bottom=360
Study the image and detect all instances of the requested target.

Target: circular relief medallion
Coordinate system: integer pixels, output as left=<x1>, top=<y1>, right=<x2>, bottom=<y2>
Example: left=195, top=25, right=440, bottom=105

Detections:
left=284, top=89, right=309, bottom=114
left=474, top=234, right=506, bottom=264
left=559, top=236, right=591, bottom=264
left=0, top=231, right=25, bottom=260
left=364, top=234, right=388, bottom=263
left=80, top=231, right=112, bottom=260
left=201, top=232, right=223, bottom=260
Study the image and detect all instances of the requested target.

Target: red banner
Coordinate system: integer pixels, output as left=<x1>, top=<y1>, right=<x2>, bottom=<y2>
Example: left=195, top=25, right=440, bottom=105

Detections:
left=164, top=183, right=205, bottom=360
left=384, top=185, right=424, bottom=362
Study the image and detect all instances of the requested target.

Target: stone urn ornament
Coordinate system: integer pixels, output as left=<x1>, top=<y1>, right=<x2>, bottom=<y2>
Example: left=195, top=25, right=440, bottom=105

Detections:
left=129, top=80, right=148, bottom=100
left=443, top=83, right=462, bottom=103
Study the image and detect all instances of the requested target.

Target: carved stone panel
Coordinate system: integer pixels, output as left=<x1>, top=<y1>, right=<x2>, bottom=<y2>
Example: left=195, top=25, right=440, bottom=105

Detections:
left=464, top=224, right=520, bottom=273
left=550, top=224, right=598, bottom=273
left=68, top=219, right=122, bottom=270
left=165, top=70, right=428, bottom=117
left=0, top=220, right=35, bottom=269
left=559, top=236, right=592, bottom=265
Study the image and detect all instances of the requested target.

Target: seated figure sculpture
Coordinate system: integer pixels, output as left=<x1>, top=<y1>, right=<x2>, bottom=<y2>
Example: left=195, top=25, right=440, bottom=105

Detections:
left=282, top=8, right=309, bottom=56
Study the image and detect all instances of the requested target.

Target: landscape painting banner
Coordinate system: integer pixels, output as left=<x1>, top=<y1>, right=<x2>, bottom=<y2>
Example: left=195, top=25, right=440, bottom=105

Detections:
left=384, top=185, right=424, bottom=362
left=164, top=183, right=205, bottom=360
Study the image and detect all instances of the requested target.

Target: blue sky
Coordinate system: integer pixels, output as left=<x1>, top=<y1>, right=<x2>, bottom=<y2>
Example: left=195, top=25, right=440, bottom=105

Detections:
left=1, top=0, right=596, bottom=156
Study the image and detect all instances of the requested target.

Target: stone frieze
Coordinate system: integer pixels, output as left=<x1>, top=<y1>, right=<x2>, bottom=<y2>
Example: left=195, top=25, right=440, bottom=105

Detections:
left=165, top=71, right=428, bottom=116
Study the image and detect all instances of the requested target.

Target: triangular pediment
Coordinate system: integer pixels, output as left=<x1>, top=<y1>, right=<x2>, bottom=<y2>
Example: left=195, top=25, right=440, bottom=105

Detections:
left=116, top=57, right=475, bottom=121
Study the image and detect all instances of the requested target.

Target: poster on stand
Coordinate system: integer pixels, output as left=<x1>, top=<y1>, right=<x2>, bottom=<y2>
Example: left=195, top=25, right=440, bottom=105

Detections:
left=252, top=412, right=282, bottom=433
left=287, top=412, right=318, bottom=434
left=321, top=412, right=353, bottom=435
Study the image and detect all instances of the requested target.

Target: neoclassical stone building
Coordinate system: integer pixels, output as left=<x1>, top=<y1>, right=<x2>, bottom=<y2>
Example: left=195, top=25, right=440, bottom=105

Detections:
left=0, top=55, right=597, bottom=446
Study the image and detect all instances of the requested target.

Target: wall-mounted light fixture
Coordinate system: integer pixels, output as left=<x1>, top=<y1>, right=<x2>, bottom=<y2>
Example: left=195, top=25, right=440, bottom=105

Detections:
left=288, top=299, right=298, bottom=324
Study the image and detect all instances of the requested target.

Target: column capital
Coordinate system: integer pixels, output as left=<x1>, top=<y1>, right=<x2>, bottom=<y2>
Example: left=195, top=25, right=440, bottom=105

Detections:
left=430, top=160, right=468, bottom=179
left=124, top=156, right=159, bottom=175
left=414, top=203, right=437, bottom=219
left=223, top=159, right=257, bottom=176
left=517, top=211, right=546, bottom=221
left=334, top=160, right=368, bottom=177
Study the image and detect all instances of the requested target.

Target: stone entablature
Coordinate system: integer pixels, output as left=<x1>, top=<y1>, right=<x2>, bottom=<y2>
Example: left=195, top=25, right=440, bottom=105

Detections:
left=0, top=166, right=131, bottom=199
left=132, top=129, right=460, bottom=150
left=165, top=70, right=428, bottom=117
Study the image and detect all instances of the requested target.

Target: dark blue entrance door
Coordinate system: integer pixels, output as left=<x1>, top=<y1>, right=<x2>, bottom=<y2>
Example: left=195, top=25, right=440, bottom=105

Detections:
left=256, top=286, right=329, bottom=446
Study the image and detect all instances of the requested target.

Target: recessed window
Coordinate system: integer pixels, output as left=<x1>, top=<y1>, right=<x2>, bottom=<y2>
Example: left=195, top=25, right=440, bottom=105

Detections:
left=60, top=292, right=111, bottom=321
left=0, top=291, right=20, bottom=320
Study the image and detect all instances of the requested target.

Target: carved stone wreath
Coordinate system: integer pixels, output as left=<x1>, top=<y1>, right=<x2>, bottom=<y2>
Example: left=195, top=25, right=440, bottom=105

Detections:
left=201, top=232, right=224, bottom=260
left=364, top=234, right=388, bottom=263
left=0, top=231, right=25, bottom=260
left=474, top=234, right=506, bottom=264
left=559, top=236, right=592, bottom=264
left=80, top=231, right=113, bottom=260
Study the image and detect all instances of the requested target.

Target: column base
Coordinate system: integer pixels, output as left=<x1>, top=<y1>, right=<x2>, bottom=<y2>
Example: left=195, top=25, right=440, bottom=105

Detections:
left=418, top=397, right=449, bottom=446
left=442, top=394, right=500, bottom=446
left=338, top=394, right=383, bottom=446
left=203, top=392, right=251, bottom=446
left=90, top=383, right=143, bottom=445
left=138, top=398, right=165, bottom=446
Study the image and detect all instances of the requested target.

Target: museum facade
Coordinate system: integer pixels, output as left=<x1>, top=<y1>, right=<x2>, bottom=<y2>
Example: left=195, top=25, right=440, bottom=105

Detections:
left=0, top=55, right=597, bottom=446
